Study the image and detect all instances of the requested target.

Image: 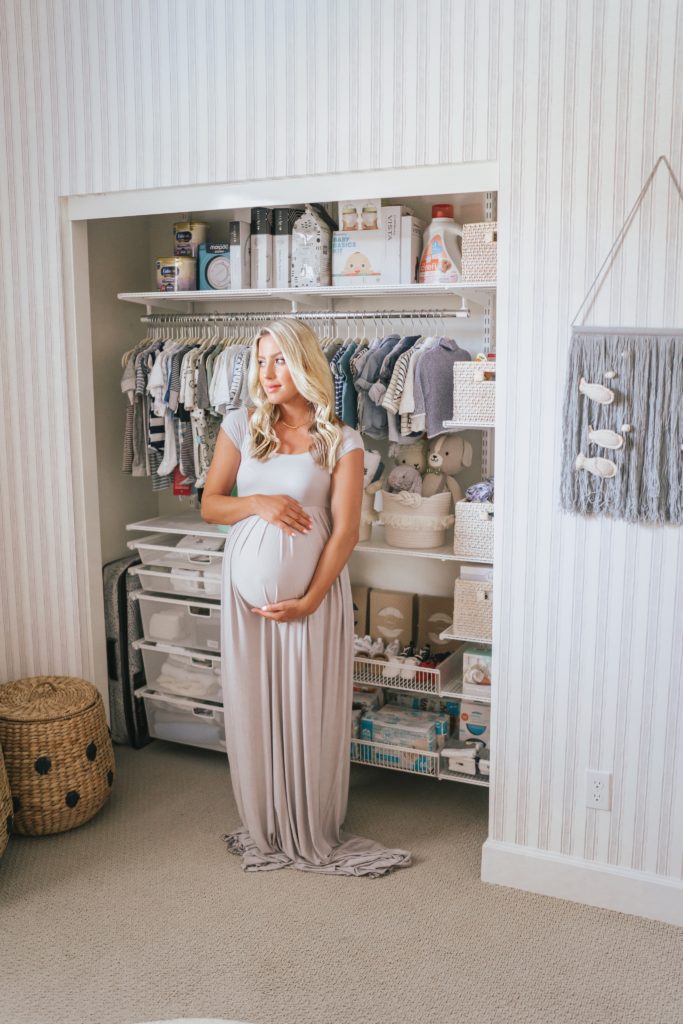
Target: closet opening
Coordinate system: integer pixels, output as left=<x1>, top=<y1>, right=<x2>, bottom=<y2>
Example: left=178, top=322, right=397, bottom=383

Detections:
left=61, top=161, right=499, bottom=793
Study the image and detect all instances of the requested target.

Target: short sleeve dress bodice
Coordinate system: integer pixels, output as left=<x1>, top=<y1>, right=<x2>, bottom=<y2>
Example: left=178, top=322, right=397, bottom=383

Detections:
left=219, top=406, right=411, bottom=876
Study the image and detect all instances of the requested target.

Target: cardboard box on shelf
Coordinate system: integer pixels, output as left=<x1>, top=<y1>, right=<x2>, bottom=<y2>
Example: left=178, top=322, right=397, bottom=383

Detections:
left=332, top=206, right=402, bottom=287
left=400, top=215, right=425, bottom=283
left=351, top=585, right=369, bottom=635
left=369, top=588, right=415, bottom=647
left=459, top=700, right=491, bottom=745
left=416, top=594, right=460, bottom=653
left=461, top=644, right=493, bottom=696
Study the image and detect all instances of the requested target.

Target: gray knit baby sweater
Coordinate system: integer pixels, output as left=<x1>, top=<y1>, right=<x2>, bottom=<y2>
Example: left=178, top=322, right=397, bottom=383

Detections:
left=411, top=337, right=471, bottom=438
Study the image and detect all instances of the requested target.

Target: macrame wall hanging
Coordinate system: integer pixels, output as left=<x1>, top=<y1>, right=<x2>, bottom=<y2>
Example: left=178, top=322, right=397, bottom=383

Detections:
left=560, top=156, right=683, bottom=525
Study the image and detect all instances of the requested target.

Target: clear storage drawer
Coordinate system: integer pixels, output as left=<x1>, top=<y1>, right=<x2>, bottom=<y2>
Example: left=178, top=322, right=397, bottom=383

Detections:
left=135, top=593, right=221, bottom=653
left=128, top=532, right=225, bottom=573
left=134, top=640, right=222, bottom=702
left=136, top=687, right=226, bottom=752
left=130, top=565, right=221, bottom=599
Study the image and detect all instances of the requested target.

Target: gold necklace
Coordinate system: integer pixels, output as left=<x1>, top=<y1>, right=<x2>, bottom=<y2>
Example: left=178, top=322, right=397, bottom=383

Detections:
left=279, top=415, right=311, bottom=430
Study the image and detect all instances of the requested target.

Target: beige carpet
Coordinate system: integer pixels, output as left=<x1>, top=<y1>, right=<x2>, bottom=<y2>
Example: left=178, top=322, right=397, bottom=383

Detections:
left=1, top=742, right=682, bottom=1024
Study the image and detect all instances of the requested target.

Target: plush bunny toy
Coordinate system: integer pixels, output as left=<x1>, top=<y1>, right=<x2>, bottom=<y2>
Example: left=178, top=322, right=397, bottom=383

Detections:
left=386, top=464, right=422, bottom=494
left=422, top=434, right=473, bottom=501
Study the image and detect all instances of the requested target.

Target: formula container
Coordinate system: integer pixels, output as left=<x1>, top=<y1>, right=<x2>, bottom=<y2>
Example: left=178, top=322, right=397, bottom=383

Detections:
left=156, top=257, right=197, bottom=292
left=418, top=204, right=463, bottom=284
left=173, top=221, right=208, bottom=257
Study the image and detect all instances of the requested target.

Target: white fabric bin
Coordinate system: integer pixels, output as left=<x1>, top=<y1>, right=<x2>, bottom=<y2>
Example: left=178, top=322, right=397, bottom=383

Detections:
left=378, top=490, right=453, bottom=549
left=451, top=363, right=496, bottom=425
left=134, top=640, right=222, bottom=702
left=136, top=687, right=226, bottom=752
left=128, top=532, right=225, bottom=572
left=135, top=593, right=221, bottom=652
left=453, top=501, right=494, bottom=561
left=130, top=565, right=222, bottom=599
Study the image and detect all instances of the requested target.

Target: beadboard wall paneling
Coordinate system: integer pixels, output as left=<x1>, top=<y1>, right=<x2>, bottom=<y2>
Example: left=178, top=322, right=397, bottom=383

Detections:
left=0, top=0, right=682, bottom=900
left=492, top=0, right=683, bottom=885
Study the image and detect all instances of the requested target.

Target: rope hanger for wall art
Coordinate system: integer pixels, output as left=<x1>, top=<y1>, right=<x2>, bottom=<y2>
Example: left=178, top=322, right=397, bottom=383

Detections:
left=571, top=154, right=683, bottom=332
left=561, top=155, right=683, bottom=525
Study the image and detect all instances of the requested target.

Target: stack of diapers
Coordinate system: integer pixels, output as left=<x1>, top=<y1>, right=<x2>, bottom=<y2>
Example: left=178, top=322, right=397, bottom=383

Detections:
left=360, top=706, right=449, bottom=751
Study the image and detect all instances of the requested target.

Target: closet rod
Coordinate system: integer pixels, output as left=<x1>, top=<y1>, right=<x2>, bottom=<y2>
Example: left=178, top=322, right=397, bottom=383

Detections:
left=140, top=309, right=464, bottom=324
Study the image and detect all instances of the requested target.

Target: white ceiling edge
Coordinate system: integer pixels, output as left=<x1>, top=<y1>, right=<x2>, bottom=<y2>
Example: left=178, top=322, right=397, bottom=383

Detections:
left=66, top=161, right=499, bottom=221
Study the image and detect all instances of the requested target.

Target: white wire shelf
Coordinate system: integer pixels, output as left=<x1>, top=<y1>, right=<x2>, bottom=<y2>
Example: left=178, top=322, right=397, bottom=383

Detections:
left=440, top=626, right=492, bottom=645
left=447, top=688, right=492, bottom=706
left=439, top=767, right=490, bottom=788
left=443, top=419, right=495, bottom=430
left=350, top=738, right=440, bottom=777
left=354, top=525, right=459, bottom=562
left=118, top=282, right=497, bottom=313
left=352, top=648, right=463, bottom=696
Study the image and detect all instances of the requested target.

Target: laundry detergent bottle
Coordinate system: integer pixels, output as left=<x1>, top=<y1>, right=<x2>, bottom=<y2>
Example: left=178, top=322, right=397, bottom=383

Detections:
left=418, top=204, right=463, bottom=284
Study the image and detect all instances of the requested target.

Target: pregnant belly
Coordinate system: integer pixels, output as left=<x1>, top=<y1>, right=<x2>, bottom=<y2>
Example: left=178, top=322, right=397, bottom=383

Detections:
left=228, top=515, right=327, bottom=607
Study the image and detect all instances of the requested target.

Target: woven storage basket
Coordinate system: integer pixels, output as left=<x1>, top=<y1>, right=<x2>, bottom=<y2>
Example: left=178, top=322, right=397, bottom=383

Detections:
left=0, top=677, right=115, bottom=836
left=359, top=491, right=377, bottom=543
left=379, top=490, right=454, bottom=549
left=461, top=221, right=497, bottom=281
left=0, top=744, right=12, bottom=857
left=452, top=362, right=496, bottom=424
left=452, top=579, right=493, bottom=642
left=453, top=501, right=494, bottom=561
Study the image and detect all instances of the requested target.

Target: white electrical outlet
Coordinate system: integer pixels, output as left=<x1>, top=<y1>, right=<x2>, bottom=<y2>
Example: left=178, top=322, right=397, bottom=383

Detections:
left=586, top=769, right=612, bottom=810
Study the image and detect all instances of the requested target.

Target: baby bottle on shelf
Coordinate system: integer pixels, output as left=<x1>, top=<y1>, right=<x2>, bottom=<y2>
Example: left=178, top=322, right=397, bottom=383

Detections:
left=418, top=203, right=463, bottom=284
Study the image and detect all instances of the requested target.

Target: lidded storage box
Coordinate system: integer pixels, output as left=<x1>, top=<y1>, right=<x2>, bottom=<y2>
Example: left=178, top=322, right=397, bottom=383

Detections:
left=452, top=579, right=493, bottom=643
left=0, top=676, right=115, bottom=835
left=461, top=221, right=497, bottom=281
left=379, top=491, right=454, bottom=549
left=453, top=501, right=494, bottom=562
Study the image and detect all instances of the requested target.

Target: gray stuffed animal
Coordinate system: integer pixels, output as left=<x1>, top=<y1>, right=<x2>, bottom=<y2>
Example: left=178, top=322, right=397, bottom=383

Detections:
left=386, top=464, right=423, bottom=494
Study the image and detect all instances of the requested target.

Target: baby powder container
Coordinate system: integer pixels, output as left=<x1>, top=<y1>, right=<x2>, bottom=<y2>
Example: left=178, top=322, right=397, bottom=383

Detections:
left=156, top=257, right=197, bottom=292
left=173, top=221, right=208, bottom=257
left=418, top=204, right=463, bottom=284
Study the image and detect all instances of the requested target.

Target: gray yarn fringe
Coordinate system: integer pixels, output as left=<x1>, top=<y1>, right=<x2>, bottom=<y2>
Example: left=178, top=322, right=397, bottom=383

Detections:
left=560, top=332, right=683, bottom=525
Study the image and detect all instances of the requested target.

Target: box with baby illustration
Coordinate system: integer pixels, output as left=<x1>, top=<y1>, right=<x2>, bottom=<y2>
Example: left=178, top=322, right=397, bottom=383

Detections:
left=332, top=205, right=405, bottom=286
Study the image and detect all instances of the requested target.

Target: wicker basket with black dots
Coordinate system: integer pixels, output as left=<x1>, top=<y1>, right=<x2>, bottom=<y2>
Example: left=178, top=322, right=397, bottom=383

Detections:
left=0, top=676, right=115, bottom=836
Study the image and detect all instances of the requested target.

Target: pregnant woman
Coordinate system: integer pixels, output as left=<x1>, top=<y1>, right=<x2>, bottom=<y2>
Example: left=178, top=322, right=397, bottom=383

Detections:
left=202, top=318, right=410, bottom=877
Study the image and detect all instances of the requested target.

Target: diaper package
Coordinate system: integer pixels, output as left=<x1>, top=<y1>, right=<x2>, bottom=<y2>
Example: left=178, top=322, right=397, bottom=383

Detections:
left=360, top=706, right=449, bottom=751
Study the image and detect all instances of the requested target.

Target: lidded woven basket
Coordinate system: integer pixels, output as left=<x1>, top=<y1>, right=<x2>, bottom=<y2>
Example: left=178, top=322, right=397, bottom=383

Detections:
left=0, top=676, right=115, bottom=836
left=0, top=744, right=12, bottom=856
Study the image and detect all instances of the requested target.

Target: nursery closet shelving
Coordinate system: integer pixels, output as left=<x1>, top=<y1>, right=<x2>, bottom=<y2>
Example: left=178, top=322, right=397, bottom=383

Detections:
left=105, top=180, right=496, bottom=790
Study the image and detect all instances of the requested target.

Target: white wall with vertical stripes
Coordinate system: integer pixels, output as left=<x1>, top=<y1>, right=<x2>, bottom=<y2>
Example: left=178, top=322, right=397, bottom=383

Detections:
left=0, top=0, right=681, bottom=910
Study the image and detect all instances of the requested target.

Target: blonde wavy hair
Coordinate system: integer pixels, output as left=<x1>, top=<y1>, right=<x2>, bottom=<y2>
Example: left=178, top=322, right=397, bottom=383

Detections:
left=246, top=319, right=345, bottom=471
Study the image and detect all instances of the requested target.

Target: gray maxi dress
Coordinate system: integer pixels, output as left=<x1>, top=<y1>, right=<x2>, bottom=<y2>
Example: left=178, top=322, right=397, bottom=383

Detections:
left=219, top=407, right=411, bottom=876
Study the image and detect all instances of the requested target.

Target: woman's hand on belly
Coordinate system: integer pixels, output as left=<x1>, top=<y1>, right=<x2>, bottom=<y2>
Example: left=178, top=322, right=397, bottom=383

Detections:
left=253, top=494, right=313, bottom=536
left=251, top=594, right=318, bottom=622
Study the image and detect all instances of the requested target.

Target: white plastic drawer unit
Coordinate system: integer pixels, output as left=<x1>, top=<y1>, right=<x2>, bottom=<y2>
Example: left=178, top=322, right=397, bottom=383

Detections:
left=136, top=687, right=226, bottom=753
left=130, top=565, right=221, bottom=600
left=128, top=532, right=225, bottom=573
left=134, top=640, right=222, bottom=702
left=134, top=593, right=221, bottom=653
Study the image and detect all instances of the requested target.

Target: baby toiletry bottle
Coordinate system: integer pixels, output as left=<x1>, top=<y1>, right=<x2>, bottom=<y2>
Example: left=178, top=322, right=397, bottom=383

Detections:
left=418, top=204, right=463, bottom=284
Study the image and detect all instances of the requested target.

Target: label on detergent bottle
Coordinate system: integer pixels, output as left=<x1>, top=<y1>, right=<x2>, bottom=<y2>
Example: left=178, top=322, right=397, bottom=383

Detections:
left=419, top=233, right=457, bottom=283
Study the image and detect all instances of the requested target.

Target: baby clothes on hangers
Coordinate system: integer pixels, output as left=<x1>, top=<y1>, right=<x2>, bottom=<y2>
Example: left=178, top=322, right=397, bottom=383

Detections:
left=411, top=337, right=471, bottom=437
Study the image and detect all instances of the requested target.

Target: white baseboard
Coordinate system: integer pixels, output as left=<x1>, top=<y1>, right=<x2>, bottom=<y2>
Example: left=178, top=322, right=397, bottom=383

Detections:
left=481, top=839, right=683, bottom=927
